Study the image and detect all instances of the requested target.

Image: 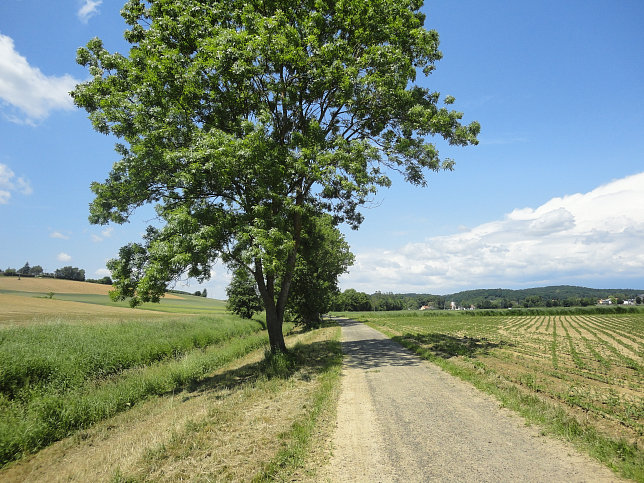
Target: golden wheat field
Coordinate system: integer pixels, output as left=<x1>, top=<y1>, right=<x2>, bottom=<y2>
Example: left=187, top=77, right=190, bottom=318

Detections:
left=0, top=276, right=186, bottom=326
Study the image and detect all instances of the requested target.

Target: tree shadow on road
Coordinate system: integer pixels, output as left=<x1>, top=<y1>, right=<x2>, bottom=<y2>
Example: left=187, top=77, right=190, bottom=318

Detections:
left=333, top=318, right=425, bottom=370
left=341, top=337, right=425, bottom=370
left=332, top=317, right=510, bottom=369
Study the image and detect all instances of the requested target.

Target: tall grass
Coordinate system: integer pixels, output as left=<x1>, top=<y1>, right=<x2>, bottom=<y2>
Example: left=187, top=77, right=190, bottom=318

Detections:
left=0, top=316, right=261, bottom=399
left=0, top=315, right=284, bottom=466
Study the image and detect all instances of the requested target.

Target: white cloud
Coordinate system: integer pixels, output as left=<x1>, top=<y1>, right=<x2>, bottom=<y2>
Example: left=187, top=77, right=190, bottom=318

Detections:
left=15, top=176, right=33, bottom=195
left=0, top=164, right=14, bottom=188
left=57, top=252, right=72, bottom=262
left=95, top=268, right=111, bottom=277
left=78, top=0, right=102, bottom=23
left=0, top=34, right=79, bottom=123
left=0, top=163, right=32, bottom=204
left=341, top=171, right=644, bottom=294
left=91, top=227, right=113, bottom=242
left=527, top=207, right=575, bottom=235
left=50, top=231, right=70, bottom=240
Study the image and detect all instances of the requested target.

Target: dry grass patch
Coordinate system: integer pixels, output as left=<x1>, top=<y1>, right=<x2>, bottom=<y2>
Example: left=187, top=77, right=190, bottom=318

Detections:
left=0, top=325, right=341, bottom=482
left=0, top=277, right=114, bottom=295
left=0, top=293, right=165, bottom=327
left=0, top=276, right=182, bottom=298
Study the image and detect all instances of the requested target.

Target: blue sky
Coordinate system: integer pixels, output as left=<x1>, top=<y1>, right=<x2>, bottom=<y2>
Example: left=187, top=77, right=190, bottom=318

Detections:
left=1, top=1, right=643, bottom=299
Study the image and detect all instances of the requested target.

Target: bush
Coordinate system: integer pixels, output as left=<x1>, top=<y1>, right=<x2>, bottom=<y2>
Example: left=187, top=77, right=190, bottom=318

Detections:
left=87, top=276, right=113, bottom=285
left=54, top=266, right=85, bottom=281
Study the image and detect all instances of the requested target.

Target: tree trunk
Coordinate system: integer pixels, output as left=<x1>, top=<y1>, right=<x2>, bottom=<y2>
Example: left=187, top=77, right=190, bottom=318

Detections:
left=252, top=204, right=303, bottom=354
left=253, top=260, right=288, bottom=353
left=265, top=306, right=287, bottom=353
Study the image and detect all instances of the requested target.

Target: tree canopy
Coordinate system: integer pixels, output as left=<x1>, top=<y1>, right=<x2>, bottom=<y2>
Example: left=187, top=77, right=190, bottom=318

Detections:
left=72, top=0, right=479, bottom=352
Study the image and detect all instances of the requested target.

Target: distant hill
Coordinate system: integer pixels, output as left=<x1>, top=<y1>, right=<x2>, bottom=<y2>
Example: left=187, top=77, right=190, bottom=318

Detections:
left=445, top=285, right=643, bottom=307
left=361, top=285, right=644, bottom=311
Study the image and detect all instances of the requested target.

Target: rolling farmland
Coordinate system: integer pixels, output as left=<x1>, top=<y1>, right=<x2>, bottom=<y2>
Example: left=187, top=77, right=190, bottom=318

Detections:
left=0, top=275, right=228, bottom=326
left=348, top=311, right=643, bottom=479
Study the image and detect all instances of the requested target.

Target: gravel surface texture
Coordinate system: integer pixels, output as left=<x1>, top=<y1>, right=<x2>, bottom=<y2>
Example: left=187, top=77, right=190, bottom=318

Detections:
left=326, top=318, right=624, bottom=482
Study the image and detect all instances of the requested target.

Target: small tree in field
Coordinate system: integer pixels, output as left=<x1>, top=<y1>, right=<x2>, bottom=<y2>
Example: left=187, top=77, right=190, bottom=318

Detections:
left=72, top=0, right=479, bottom=352
left=227, top=267, right=264, bottom=319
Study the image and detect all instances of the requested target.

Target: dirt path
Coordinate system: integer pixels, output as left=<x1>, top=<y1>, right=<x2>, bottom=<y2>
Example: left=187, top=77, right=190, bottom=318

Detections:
left=326, top=318, right=624, bottom=482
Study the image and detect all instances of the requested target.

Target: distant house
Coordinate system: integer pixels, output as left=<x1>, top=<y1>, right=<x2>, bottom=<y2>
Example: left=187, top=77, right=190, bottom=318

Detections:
left=420, top=305, right=433, bottom=311
left=598, top=299, right=612, bottom=305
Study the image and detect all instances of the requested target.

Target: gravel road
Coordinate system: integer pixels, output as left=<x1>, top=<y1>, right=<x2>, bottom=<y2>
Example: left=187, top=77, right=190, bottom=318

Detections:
left=326, top=318, right=624, bottom=482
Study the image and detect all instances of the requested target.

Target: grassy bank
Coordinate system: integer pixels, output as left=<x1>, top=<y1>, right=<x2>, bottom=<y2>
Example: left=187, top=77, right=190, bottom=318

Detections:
left=0, top=316, right=263, bottom=397
left=1, top=324, right=342, bottom=481
left=254, top=329, right=342, bottom=481
left=0, top=315, right=282, bottom=466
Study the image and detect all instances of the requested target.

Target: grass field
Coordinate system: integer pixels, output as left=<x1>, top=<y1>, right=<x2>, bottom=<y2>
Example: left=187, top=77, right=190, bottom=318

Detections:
left=0, top=322, right=341, bottom=481
left=0, top=276, right=342, bottom=481
left=342, top=311, right=644, bottom=481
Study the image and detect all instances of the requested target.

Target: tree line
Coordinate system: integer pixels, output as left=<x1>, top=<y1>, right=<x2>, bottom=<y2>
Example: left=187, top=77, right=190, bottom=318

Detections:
left=329, top=286, right=643, bottom=312
left=1, top=262, right=112, bottom=284
left=448, top=286, right=643, bottom=309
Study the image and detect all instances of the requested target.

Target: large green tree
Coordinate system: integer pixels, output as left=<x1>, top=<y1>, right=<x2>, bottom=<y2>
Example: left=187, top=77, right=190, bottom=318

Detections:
left=72, top=0, right=479, bottom=352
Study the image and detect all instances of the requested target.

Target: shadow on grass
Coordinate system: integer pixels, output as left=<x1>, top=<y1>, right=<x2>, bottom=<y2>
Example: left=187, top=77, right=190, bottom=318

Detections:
left=394, top=332, right=509, bottom=359
left=181, top=338, right=342, bottom=399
